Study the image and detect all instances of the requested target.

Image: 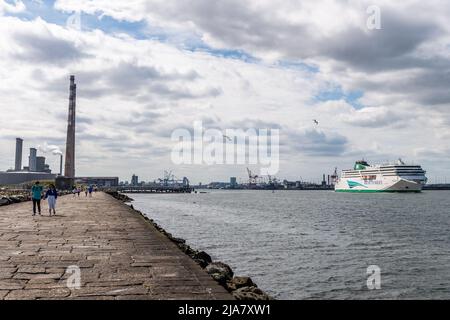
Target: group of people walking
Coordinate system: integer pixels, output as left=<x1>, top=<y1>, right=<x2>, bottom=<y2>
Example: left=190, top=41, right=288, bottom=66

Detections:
left=72, top=185, right=94, bottom=197
left=31, top=181, right=95, bottom=216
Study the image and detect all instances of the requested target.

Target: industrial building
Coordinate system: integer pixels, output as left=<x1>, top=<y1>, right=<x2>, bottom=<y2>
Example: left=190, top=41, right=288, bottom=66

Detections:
left=0, top=138, right=57, bottom=186
left=1, top=76, right=120, bottom=189
left=75, top=177, right=119, bottom=187
left=0, top=172, right=57, bottom=186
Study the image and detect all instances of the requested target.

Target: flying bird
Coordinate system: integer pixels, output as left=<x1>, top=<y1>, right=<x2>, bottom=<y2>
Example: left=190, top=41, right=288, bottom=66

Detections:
left=223, top=135, right=232, bottom=142
left=313, top=120, right=319, bottom=125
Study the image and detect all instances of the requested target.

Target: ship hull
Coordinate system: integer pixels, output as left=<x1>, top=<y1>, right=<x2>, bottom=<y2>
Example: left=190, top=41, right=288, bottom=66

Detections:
left=335, top=178, right=423, bottom=193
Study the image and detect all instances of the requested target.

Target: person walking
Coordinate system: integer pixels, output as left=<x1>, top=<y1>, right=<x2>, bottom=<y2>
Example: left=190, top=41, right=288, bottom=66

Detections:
left=88, top=185, right=94, bottom=198
left=45, top=184, right=58, bottom=216
left=31, top=181, right=43, bottom=216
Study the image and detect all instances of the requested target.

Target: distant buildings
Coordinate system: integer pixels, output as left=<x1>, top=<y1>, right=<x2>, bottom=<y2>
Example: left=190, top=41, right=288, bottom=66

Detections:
left=131, top=174, right=139, bottom=186
left=0, top=172, right=57, bottom=186
left=75, top=177, right=119, bottom=187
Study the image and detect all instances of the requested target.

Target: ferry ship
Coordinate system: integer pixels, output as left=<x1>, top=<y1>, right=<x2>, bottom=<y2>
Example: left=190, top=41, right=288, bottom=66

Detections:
left=335, top=159, right=427, bottom=193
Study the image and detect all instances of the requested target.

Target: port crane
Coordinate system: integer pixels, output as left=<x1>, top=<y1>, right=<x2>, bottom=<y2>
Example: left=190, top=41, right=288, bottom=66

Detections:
left=156, top=171, right=190, bottom=187
left=247, top=168, right=259, bottom=186
left=267, top=175, right=279, bottom=186
left=331, top=167, right=339, bottom=185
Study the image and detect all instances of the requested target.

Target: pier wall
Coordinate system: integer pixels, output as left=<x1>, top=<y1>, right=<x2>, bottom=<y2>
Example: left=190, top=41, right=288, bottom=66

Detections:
left=107, top=191, right=273, bottom=300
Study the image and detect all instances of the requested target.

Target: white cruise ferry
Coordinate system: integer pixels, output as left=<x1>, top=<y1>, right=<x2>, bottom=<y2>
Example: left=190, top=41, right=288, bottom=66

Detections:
left=335, top=159, right=427, bottom=193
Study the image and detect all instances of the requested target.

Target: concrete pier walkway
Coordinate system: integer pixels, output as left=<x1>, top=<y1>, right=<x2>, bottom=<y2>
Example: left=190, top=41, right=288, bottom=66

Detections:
left=0, top=192, right=232, bottom=300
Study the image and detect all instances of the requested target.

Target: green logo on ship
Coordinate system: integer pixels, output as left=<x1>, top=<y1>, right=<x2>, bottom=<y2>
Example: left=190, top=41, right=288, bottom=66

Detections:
left=347, top=181, right=368, bottom=189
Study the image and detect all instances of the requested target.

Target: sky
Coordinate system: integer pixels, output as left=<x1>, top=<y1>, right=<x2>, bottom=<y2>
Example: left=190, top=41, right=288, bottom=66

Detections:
left=0, top=0, right=449, bottom=184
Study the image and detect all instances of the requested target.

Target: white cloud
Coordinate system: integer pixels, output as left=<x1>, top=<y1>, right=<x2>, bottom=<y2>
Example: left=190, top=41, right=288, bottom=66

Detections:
left=342, top=106, right=404, bottom=128
left=0, top=0, right=25, bottom=15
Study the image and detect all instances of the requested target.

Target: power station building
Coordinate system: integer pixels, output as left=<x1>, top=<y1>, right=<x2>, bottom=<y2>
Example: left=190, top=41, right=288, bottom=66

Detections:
left=0, top=138, right=57, bottom=186
left=2, top=76, right=118, bottom=188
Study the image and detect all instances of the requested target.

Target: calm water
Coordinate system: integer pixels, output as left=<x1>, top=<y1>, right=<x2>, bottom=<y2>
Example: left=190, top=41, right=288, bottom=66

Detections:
left=129, top=190, right=450, bottom=300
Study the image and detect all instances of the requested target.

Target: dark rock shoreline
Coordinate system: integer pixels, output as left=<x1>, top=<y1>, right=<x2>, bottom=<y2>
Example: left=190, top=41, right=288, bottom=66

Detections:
left=0, top=190, right=31, bottom=206
left=106, top=190, right=273, bottom=301
left=0, top=189, right=72, bottom=207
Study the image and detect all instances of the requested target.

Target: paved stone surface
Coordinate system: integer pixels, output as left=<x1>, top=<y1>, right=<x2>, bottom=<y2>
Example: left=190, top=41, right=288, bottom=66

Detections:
left=0, top=192, right=233, bottom=300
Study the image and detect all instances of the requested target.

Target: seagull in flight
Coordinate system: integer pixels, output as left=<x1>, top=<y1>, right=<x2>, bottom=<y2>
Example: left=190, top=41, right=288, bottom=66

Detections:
left=313, top=119, right=319, bottom=125
left=223, top=135, right=232, bottom=142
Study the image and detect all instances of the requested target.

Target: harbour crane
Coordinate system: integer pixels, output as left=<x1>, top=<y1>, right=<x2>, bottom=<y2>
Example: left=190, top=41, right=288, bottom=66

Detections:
left=247, top=168, right=259, bottom=185
left=331, top=167, right=339, bottom=185
left=157, top=171, right=190, bottom=188
left=267, top=175, right=279, bottom=185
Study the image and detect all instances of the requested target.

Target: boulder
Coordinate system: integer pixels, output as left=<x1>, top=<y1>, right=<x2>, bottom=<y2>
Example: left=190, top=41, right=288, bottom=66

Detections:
left=226, top=276, right=256, bottom=291
left=171, top=237, right=186, bottom=244
left=193, top=251, right=212, bottom=268
left=232, top=286, right=272, bottom=301
left=194, top=251, right=212, bottom=263
left=178, top=243, right=196, bottom=256
left=206, top=262, right=234, bottom=284
left=0, top=198, right=10, bottom=206
left=9, top=196, right=21, bottom=203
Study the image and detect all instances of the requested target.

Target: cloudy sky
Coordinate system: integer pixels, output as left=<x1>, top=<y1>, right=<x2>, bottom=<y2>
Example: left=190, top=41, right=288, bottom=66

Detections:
left=0, top=0, right=449, bottom=184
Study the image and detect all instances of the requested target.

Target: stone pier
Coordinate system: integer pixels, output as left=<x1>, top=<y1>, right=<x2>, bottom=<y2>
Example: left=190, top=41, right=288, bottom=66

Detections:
left=0, top=192, right=232, bottom=300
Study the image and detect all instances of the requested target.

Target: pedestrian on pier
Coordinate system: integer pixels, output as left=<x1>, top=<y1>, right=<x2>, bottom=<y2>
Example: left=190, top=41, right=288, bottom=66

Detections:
left=88, top=185, right=94, bottom=197
left=31, top=181, right=43, bottom=216
left=45, top=184, right=58, bottom=216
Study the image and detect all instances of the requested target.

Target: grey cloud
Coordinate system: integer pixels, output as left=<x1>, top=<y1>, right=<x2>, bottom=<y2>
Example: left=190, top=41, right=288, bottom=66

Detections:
left=1, top=134, right=65, bottom=147
left=99, top=140, right=170, bottom=157
left=145, top=1, right=450, bottom=112
left=143, top=1, right=441, bottom=72
left=114, top=109, right=163, bottom=130
left=77, top=132, right=114, bottom=142
left=342, top=107, right=405, bottom=128
left=321, top=11, right=441, bottom=72
left=106, top=62, right=199, bottom=90
left=355, top=66, right=450, bottom=106
left=12, top=31, right=88, bottom=65
left=227, top=119, right=282, bottom=131
left=288, top=129, right=349, bottom=156
left=39, top=61, right=220, bottom=101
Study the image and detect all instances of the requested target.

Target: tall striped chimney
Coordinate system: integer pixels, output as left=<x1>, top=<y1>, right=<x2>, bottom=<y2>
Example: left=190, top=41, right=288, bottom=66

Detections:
left=64, top=75, right=76, bottom=178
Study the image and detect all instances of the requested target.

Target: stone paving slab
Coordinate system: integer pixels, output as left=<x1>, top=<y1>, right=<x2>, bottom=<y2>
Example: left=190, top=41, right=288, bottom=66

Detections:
left=0, top=192, right=233, bottom=300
